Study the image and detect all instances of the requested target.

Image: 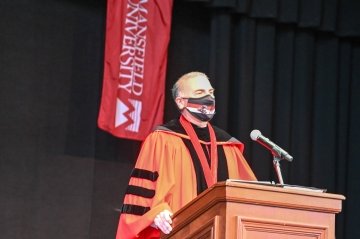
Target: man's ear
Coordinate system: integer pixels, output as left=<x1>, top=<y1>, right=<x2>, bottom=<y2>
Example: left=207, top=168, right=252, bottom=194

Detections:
left=175, top=97, right=186, bottom=110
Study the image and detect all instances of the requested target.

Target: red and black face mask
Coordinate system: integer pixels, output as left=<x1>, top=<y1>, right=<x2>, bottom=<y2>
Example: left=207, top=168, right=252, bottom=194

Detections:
left=184, top=95, right=216, bottom=122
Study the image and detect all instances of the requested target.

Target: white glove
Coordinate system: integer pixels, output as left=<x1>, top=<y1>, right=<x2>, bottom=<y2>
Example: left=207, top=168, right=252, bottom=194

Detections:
left=151, top=209, right=173, bottom=234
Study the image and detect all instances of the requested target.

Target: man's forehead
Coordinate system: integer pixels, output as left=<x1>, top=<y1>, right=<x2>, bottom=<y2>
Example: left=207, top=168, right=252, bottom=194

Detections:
left=180, top=75, right=213, bottom=90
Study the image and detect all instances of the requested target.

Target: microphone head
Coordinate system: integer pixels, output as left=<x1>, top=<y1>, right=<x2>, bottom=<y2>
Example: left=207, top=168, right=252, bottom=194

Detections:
left=250, top=129, right=262, bottom=141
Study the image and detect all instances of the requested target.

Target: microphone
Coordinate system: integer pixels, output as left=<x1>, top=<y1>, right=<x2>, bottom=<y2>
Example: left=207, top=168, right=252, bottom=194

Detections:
left=250, top=130, right=293, bottom=162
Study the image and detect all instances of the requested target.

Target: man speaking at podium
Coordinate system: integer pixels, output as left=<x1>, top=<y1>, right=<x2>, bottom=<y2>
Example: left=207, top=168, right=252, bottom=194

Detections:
left=116, top=72, right=257, bottom=239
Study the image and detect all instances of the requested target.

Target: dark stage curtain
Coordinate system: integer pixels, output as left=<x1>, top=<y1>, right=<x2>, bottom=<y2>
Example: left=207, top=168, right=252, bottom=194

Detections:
left=0, top=0, right=359, bottom=238
left=164, top=1, right=360, bottom=238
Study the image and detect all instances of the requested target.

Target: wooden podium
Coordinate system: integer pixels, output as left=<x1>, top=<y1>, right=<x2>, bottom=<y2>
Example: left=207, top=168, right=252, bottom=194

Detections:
left=161, top=180, right=345, bottom=239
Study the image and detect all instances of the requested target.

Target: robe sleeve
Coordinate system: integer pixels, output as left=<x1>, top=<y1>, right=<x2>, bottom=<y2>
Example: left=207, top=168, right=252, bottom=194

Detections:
left=223, top=144, right=257, bottom=181
left=116, top=131, right=176, bottom=239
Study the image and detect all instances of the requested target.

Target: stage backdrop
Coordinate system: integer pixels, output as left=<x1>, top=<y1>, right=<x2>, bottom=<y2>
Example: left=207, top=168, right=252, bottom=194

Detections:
left=0, top=0, right=359, bottom=239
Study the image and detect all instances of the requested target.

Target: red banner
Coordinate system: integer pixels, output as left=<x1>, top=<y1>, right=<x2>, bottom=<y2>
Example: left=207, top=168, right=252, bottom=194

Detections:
left=98, top=0, right=173, bottom=140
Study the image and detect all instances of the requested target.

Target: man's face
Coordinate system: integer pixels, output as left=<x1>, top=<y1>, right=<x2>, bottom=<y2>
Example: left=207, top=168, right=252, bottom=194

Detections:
left=175, top=74, right=216, bottom=124
left=179, top=75, right=215, bottom=98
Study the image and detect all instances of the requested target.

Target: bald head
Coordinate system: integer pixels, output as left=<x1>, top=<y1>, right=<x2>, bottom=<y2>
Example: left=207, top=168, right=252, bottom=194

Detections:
left=172, top=72, right=214, bottom=101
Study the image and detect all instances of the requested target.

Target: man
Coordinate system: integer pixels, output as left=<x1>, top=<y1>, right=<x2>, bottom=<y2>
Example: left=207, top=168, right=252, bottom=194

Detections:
left=116, top=72, right=256, bottom=239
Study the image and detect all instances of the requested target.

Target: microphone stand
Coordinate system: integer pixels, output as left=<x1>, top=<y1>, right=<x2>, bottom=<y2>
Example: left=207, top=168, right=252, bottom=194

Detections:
left=272, top=148, right=284, bottom=185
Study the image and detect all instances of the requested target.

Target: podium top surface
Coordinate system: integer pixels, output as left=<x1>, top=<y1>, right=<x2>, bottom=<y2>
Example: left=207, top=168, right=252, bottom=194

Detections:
left=224, top=180, right=345, bottom=199
left=173, top=180, right=345, bottom=218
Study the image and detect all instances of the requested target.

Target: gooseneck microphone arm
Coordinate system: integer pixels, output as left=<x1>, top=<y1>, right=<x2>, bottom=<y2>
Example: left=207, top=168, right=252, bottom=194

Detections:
left=250, top=130, right=294, bottom=185
left=250, top=130, right=293, bottom=162
left=273, top=156, right=284, bottom=185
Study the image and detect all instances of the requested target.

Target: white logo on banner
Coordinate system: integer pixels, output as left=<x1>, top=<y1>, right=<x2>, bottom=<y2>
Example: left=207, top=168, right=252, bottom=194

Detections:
left=115, top=98, right=142, bottom=132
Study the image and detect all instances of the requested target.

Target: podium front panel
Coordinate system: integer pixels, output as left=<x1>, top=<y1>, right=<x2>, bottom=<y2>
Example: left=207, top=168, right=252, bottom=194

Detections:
left=161, top=182, right=344, bottom=239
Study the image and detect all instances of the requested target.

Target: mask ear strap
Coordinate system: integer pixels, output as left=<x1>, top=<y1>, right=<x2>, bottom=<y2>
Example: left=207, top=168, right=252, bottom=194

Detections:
left=175, top=96, right=188, bottom=111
